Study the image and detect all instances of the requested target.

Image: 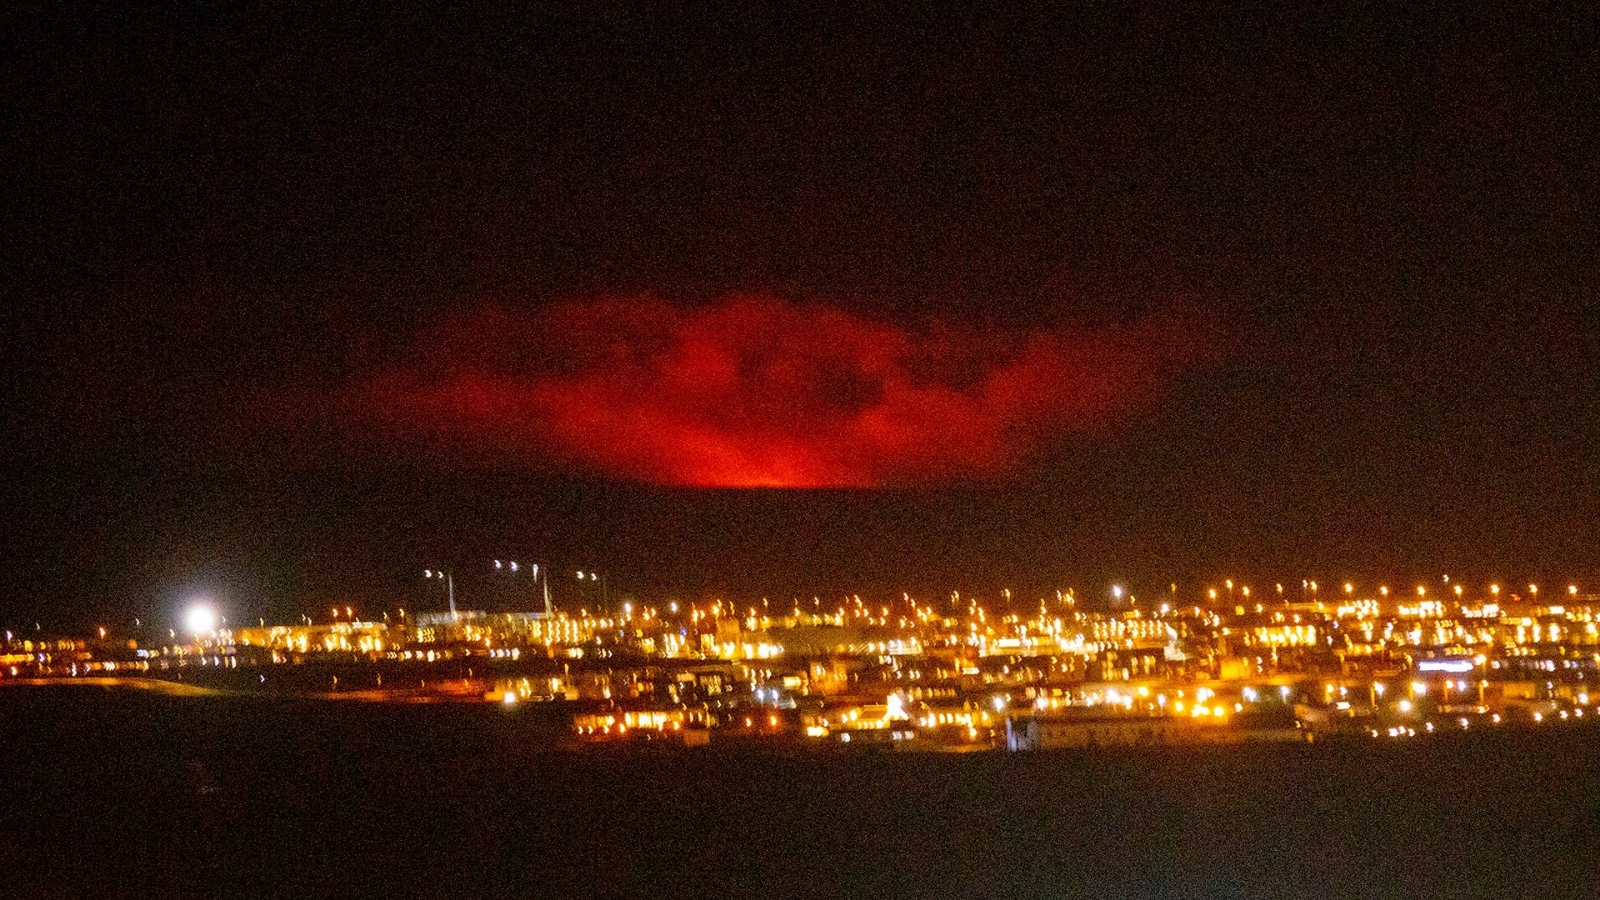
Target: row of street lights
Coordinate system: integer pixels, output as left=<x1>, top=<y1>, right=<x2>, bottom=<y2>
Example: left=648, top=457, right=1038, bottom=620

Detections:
left=423, top=559, right=594, bottom=618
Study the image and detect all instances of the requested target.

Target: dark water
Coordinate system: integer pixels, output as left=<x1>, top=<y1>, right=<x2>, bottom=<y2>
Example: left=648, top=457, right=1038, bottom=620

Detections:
left=2, top=688, right=1597, bottom=899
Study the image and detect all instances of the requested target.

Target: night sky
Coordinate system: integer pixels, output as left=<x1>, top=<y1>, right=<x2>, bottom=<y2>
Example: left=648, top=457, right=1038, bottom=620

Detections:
left=6, top=4, right=1599, bottom=630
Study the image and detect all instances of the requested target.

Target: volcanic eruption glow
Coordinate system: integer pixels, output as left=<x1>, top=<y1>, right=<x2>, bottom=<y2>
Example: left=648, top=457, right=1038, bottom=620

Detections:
left=345, top=296, right=1202, bottom=487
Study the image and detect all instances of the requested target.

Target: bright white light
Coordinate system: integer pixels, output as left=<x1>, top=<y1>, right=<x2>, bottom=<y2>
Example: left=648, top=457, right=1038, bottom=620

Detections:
left=885, top=693, right=908, bottom=721
left=185, top=603, right=218, bottom=636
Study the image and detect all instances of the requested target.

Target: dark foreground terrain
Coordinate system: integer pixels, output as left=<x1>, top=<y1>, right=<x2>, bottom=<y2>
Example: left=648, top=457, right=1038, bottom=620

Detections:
left=2, top=686, right=1597, bottom=899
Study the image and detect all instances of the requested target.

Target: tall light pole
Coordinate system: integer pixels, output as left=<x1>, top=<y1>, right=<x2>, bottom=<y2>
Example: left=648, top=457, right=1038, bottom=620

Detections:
left=425, top=568, right=456, bottom=618
left=495, top=559, right=553, bottom=618
left=575, top=569, right=608, bottom=611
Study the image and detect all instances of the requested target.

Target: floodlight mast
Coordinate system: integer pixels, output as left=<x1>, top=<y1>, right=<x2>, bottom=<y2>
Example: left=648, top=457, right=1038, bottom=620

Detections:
left=496, top=559, right=553, bottom=618
left=424, top=568, right=457, bottom=618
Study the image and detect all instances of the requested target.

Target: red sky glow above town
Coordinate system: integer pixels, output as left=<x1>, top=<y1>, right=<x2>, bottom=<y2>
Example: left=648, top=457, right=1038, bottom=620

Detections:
left=346, top=297, right=1202, bottom=488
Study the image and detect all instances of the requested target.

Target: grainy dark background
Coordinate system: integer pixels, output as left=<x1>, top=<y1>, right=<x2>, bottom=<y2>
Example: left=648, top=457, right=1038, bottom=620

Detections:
left=5, top=3, right=1599, bottom=629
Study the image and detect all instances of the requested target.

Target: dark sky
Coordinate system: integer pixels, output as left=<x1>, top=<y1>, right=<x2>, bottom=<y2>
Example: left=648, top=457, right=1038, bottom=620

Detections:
left=5, top=3, right=1599, bottom=630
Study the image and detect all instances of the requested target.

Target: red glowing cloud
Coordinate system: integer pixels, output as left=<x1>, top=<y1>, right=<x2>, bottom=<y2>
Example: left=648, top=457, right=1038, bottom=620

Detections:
left=345, top=297, right=1203, bottom=487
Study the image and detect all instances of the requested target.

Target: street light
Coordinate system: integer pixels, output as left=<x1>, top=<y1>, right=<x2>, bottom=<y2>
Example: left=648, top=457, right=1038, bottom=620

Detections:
left=425, top=568, right=456, bottom=618
left=575, top=569, right=609, bottom=609
left=494, top=559, right=551, bottom=617
left=185, top=602, right=218, bottom=637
